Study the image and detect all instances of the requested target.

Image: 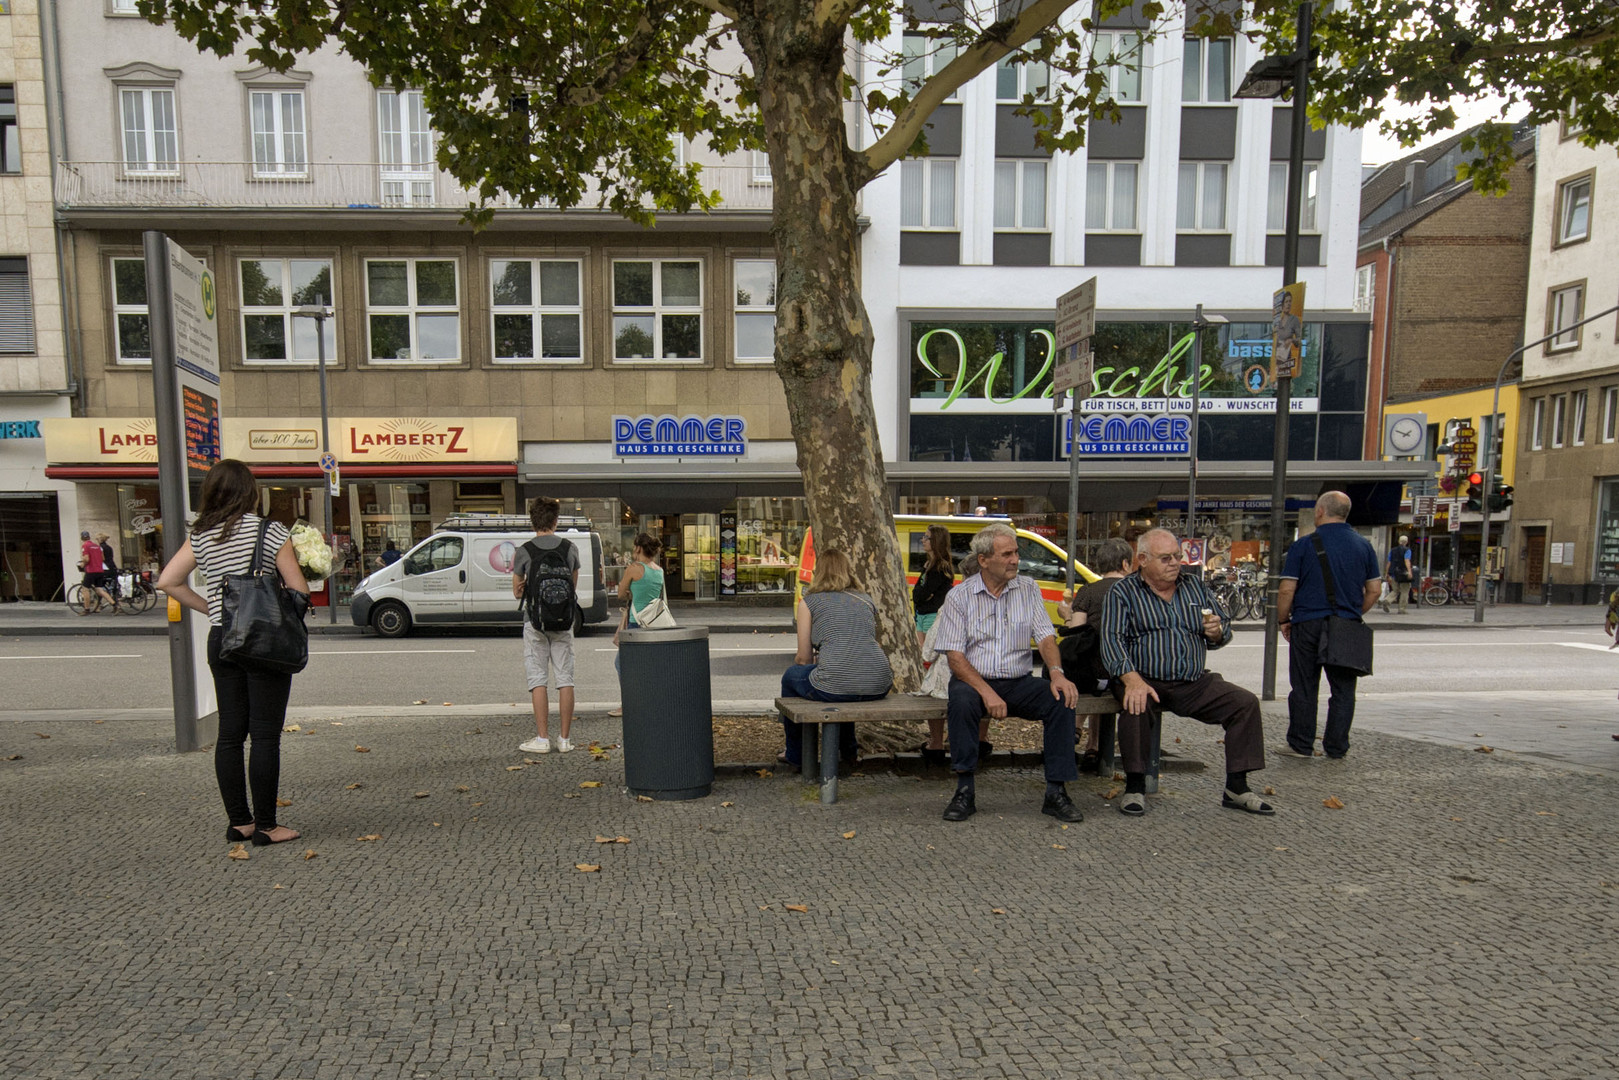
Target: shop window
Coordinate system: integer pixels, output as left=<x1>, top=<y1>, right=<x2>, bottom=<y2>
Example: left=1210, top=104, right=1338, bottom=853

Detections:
left=110, top=256, right=152, bottom=365
left=612, top=258, right=702, bottom=361
left=0, top=257, right=35, bottom=354
left=491, top=258, right=583, bottom=363
left=365, top=258, right=460, bottom=363
left=733, top=258, right=776, bottom=364
left=240, top=258, right=335, bottom=364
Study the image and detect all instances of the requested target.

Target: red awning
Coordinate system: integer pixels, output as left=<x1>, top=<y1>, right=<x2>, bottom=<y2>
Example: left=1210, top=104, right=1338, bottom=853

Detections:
left=43, top=463, right=517, bottom=481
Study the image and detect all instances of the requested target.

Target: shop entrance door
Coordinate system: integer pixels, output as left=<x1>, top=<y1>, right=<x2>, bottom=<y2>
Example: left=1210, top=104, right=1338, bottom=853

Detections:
left=1523, top=528, right=1546, bottom=600
left=683, top=515, right=719, bottom=600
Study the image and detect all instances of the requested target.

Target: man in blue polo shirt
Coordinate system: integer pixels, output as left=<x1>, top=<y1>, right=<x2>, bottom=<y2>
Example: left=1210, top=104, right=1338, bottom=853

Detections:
left=1276, top=491, right=1381, bottom=760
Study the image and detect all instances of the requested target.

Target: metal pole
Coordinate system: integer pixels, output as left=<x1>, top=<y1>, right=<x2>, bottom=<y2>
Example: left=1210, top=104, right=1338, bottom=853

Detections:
left=145, top=230, right=200, bottom=751
left=1261, top=1, right=1312, bottom=701
left=313, top=303, right=336, bottom=624
left=1066, top=393, right=1081, bottom=596
left=1187, top=306, right=1203, bottom=544
left=1473, top=302, right=1619, bottom=622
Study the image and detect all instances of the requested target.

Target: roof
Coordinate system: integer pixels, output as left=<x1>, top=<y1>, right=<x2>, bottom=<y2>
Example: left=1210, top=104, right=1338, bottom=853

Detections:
left=1358, top=121, right=1536, bottom=251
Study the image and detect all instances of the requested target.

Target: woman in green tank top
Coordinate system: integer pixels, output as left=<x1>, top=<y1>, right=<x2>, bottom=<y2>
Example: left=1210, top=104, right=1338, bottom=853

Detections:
left=610, top=533, right=666, bottom=715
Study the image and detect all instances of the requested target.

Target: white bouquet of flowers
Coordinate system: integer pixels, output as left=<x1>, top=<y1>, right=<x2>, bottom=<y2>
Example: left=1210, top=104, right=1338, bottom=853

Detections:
left=290, top=522, right=334, bottom=582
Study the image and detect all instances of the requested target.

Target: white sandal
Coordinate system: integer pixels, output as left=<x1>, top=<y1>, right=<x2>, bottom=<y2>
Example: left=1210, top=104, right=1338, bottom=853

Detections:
left=1222, top=789, right=1276, bottom=815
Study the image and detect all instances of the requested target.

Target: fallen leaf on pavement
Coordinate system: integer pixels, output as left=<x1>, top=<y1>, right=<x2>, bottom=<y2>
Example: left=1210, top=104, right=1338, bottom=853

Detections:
left=1450, top=817, right=1464, bottom=821
left=34, top=733, right=49, bottom=739
left=991, top=908, right=1006, bottom=915
left=302, top=850, right=317, bottom=860
left=472, top=801, right=484, bottom=807
left=432, top=823, right=440, bottom=827
left=785, top=904, right=808, bottom=913
left=413, top=699, right=427, bottom=705
left=276, top=798, right=292, bottom=807
left=1174, top=737, right=1181, bottom=743
left=1112, top=772, right=1125, bottom=781
left=721, top=801, right=734, bottom=807
left=1473, top=733, right=1483, bottom=737
left=1263, top=786, right=1276, bottom=796
left=1475, top=745, right=1494, bottom=753
left=442, top=702, right=453, bottom=707
left=6, top=755, right=22, bottom=761
left=506, top=765, right=525, bottom=772
left=1322, top=797, right=1345, bottom=809
left=272, top=884, right=284, bottom=890
left=354, top=746, right=370, bottom=753
left=594, top=835, right=614, bottom=843
left=345, top=782, right=364, bottom=790
left=1274, top=846, right=1288, bottom=851
left=580, top=781, right=602, bottom=788
left=759, top=905, right=770, bottom=910
left=455, top=786, right=470, bottom=793
left=842, top=830, right=856, bottom=839
left=575, top=863, right=601, bottom=872
left=226, top=844, right=250, bottom=860
left=285, top=724, right=301, bottom=732
left=1102, top=786, right=1120, bottom=800
left=356, top=834, right=382, bottom=842
left=1537, top=811, right=1558, bottom=817
left=756, top=769, right=773, bottom=778
left=331, top=722, right=343, bottom=726
left=413, top=791, right=430, bottom=799
left=614, top=836, right=631, bottom=843
left=636, top=795, right=654, bottom=802
left=1052, top=844, right=1066, bottom=850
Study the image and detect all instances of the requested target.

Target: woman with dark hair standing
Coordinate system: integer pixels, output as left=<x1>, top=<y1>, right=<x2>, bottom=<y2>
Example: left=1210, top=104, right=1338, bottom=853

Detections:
left=157, top=459, right=310, bottom=845
left=911, top=524, right=955, bottom=647
left=608, top=532, right=666, bottom=717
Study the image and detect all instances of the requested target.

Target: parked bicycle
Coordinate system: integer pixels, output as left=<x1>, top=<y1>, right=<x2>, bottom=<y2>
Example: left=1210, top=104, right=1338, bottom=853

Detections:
left=1420, top=574, right=1474, bottom=607
left=66, top=570, right=156, bottom=615
left=1208, top=566, right=1266, bottom=621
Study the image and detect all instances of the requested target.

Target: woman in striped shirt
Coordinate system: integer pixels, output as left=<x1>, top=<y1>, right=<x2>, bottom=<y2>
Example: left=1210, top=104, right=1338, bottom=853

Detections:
left=778, top=548, right=893, bottom=767
left=157, top=459, right=310, bottom=846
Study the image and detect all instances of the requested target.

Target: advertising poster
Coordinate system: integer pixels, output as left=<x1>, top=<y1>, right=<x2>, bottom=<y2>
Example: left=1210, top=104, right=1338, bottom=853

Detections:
left=719, top=511, right=738, bottom=596
left=1271, top=282, right=1306, bottom=381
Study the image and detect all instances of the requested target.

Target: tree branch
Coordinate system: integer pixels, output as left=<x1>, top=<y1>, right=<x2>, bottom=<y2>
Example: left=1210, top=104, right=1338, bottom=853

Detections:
left=862, top=0, right=1078, bottom=176
left=693, top=0, right=740, bottom=22
left=556, top=2, right=677, bottom=108
left=1447, top=21, right=1619, bottom=66
left=812, top=0, right=861, bottom=30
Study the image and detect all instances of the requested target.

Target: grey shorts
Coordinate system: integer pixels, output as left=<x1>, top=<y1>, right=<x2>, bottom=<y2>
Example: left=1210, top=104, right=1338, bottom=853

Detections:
left=523, top=622, right=575, bottom=691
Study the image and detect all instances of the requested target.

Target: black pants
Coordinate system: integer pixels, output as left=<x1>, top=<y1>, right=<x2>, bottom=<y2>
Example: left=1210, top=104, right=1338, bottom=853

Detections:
left=1286, top=618, right=1358, bottom=758
left=208, top=626, right=293, bottom=830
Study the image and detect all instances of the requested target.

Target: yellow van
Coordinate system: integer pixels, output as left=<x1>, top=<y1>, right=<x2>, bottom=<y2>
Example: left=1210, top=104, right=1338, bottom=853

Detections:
left=797, top=515, right=1097, bottom=627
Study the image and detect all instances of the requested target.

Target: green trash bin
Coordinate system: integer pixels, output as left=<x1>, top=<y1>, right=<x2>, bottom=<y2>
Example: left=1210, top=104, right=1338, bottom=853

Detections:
left=618, top=625, right=714, bottom=800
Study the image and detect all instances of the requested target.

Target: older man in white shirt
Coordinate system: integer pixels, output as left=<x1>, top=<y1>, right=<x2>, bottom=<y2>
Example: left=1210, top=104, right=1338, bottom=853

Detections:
left=932, top=523, right=1082, bottom=823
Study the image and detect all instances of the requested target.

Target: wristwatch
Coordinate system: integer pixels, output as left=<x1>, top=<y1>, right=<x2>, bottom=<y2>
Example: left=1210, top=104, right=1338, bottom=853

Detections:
left=1049, top=666, right=1064, bottom=677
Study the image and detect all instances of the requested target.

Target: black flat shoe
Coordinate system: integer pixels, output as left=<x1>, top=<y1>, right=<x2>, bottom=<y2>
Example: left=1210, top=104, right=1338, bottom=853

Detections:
left=249, top=825, right=302, bottom=846
left=1041, top=791, right=1084, bottom=823
left=226, top=825, right=255, bottom=842
left=942, top=791, right=976, bottom=821
left=1078, top=751, right=1101, bottom=775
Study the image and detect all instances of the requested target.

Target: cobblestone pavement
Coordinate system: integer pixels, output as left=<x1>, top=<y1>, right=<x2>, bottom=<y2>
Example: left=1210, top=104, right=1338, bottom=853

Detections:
left=3, top=710, right=1616, bottom=1079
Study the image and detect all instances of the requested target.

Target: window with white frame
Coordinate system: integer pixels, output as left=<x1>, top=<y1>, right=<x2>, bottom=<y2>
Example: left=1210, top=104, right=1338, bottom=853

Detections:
left=378, top=89, right=434, bottom=206
left=733, top=258, right=776, bottom=364
left=995, top=56, right=1050, bottom=101
left=901, top=32, right=957, bottom=98
left=1085, top=161, right=1138, bottom=230
left=1353, top=264, right=1374, bottom=313
left=1572, top=389, right=1589, bottom=446
left=119, top=86, right=178, bottom=174
left=249, top=89, right=307, bottom=177
left=750, top=149, right=772, bottom=184
left=1602, top=387, right=1618, bottom=443
left=110, top=257, right=151, bottom=364
left=1555, top=174, right=1592, bottom=245
left=110, top=0, right=140, bottom=13
left=612, top=259, right=702, bottom=361
left=1181, top=37, right=1231, bottom=102
left=1551, top=394, right=1568, bottom=448
left=1094, top=30, right=1142, bottom=102
left=993, top=160, right=1047, bottom=230
left=1530, top=397, right=1546, bottom=450
left=0, top=87, right=19, bottom=175
left=1267, top=162, right=1319, bottom=232
left=490, top=259, right=582, bottom=363
left=240, top=258, right=335, bottom=363
left=0, top=258, right=35, bottom=354
left=1176, top=162, right=1227, bottom=230
left=900, top=158, right=957, bottom=229
left=1548, top=282, right=1585, bottom=351
left=365, top=258, right=459, bottom=362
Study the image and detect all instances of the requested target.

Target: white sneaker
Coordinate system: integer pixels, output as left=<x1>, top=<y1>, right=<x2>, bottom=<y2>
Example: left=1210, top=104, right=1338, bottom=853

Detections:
left=519, top=736, right=551, bottom=754
left=555, top=737, right=574, bottom=754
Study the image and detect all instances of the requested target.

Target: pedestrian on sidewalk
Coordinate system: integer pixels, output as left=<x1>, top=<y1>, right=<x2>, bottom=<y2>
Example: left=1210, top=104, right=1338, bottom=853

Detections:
left=610, top=532, right=668, bottom=717
left=156, top=459, right=310, bottom=846
left=911, top=524, right=956, bottom=759
left=1101, top=528, right=1274, bottom=818
left=934, top=523, right=1082, bottom=823
left=1382, top=534, right=1413, bottom=614
left=514, top=497, right=578, bottom=756
left=1276, top=492, right=1381, bottom=760
left=77, top=530, right=116, bottom=614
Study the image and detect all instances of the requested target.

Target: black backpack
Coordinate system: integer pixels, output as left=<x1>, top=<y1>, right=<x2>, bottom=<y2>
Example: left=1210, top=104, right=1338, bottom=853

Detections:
left=520, top=539, right=576, bottom=632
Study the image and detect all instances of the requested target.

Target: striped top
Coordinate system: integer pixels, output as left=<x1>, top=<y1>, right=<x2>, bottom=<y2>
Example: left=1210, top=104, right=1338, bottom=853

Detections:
left=1101, top=570, right=1230, bottom=682
left=805, top=590, right=893, bottom=697
left=932, top=573, right=1054, bottom=679
left=191, top=514, right=291, bottom=626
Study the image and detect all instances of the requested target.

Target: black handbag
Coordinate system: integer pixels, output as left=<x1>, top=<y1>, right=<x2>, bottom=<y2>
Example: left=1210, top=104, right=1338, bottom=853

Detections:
left=1311, top=533, right=1374, bottom=676
left=218, top=519, right=310, bottom=675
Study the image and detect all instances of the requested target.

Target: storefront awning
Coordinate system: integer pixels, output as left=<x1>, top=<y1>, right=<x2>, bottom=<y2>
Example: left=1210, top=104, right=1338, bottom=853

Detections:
left=44, top=463, right=517, bottom=481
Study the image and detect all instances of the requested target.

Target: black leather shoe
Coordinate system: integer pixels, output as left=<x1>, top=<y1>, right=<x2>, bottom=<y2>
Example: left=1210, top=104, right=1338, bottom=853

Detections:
left=1041, top=790, right=1084, bottom=823
left=1078, top=750, right=1101, bottom=775
left=942, top=790, right=976, bottom=821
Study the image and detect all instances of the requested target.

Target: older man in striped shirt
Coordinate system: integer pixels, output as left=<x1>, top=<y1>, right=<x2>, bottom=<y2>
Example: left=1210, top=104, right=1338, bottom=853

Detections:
left=1101, top=528, right=1273, bottom=818
left=932, top=523, right=1083, bottom=823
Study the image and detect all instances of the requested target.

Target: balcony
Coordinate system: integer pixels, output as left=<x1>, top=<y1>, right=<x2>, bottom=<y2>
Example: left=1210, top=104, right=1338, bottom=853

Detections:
left=53, top=161, right=774, bottom=216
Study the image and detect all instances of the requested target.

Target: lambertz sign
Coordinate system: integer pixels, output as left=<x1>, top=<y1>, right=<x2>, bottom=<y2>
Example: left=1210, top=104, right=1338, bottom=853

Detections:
left=613, top=415, right=746, bottom=457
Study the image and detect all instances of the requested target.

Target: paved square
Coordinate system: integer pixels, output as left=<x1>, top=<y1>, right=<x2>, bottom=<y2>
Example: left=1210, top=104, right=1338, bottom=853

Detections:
left=2, top=711, right=1615, bottom=1079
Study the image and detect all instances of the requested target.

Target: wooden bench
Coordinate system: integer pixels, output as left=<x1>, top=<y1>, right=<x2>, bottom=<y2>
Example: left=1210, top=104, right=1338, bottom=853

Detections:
left=775, top=692, right=1149, bottom=804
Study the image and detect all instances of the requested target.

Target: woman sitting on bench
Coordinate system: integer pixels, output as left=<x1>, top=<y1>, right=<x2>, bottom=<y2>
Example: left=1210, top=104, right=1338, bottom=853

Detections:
left=778, top=548, right=893, bottom=767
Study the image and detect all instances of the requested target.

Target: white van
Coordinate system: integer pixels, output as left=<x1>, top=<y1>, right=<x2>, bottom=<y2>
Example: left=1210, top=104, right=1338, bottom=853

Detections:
left=349, top=515, right=607, bottom=638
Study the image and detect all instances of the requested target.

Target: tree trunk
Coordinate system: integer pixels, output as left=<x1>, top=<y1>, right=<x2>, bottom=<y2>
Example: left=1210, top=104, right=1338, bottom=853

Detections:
left=738, top=4, right=924, bottom=692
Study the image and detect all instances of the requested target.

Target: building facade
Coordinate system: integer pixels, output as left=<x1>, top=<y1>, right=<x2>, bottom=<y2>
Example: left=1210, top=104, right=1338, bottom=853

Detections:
left=1514, top=124, right=1619, bottom=603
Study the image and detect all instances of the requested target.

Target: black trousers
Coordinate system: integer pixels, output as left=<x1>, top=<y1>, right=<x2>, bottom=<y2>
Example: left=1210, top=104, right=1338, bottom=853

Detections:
left=207, top=627, right=293, bottom=830
left=1286, top=618, right=1358, bottom=758
left=947, top=675, right=1077, bottom=782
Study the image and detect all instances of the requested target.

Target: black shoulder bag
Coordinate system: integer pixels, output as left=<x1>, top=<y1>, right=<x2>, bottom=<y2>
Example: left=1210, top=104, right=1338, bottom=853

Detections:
left=219, top=519, right=310, bottom=674
left=1311, top=532, right=1374, bottom=676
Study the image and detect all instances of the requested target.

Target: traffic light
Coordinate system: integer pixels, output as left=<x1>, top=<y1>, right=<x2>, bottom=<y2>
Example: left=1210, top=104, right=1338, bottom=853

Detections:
left=1464, top=472, right=1484, bottom=512
left=1489, top=481, right=1514, bottom=513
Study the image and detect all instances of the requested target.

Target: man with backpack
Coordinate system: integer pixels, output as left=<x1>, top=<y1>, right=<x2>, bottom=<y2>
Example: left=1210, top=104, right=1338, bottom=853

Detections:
left=513, top=497, right=579, bottom=755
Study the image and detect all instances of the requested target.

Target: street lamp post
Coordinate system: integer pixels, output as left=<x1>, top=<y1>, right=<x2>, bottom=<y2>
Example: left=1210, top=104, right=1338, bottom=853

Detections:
left=1235, top=0, right=1313, bottom=700
left=1186, top=306, right=1228, bottom=542
left=292, top=302, right=336, bottom=625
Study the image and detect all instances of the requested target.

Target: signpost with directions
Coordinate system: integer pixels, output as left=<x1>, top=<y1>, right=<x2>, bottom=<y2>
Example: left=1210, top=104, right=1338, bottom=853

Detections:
left=1054, top=278, right=1097, bottom=596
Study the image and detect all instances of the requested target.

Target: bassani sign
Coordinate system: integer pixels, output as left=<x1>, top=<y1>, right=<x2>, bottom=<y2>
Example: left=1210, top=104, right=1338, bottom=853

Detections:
left=908, top=319, right=1322, bottom=414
